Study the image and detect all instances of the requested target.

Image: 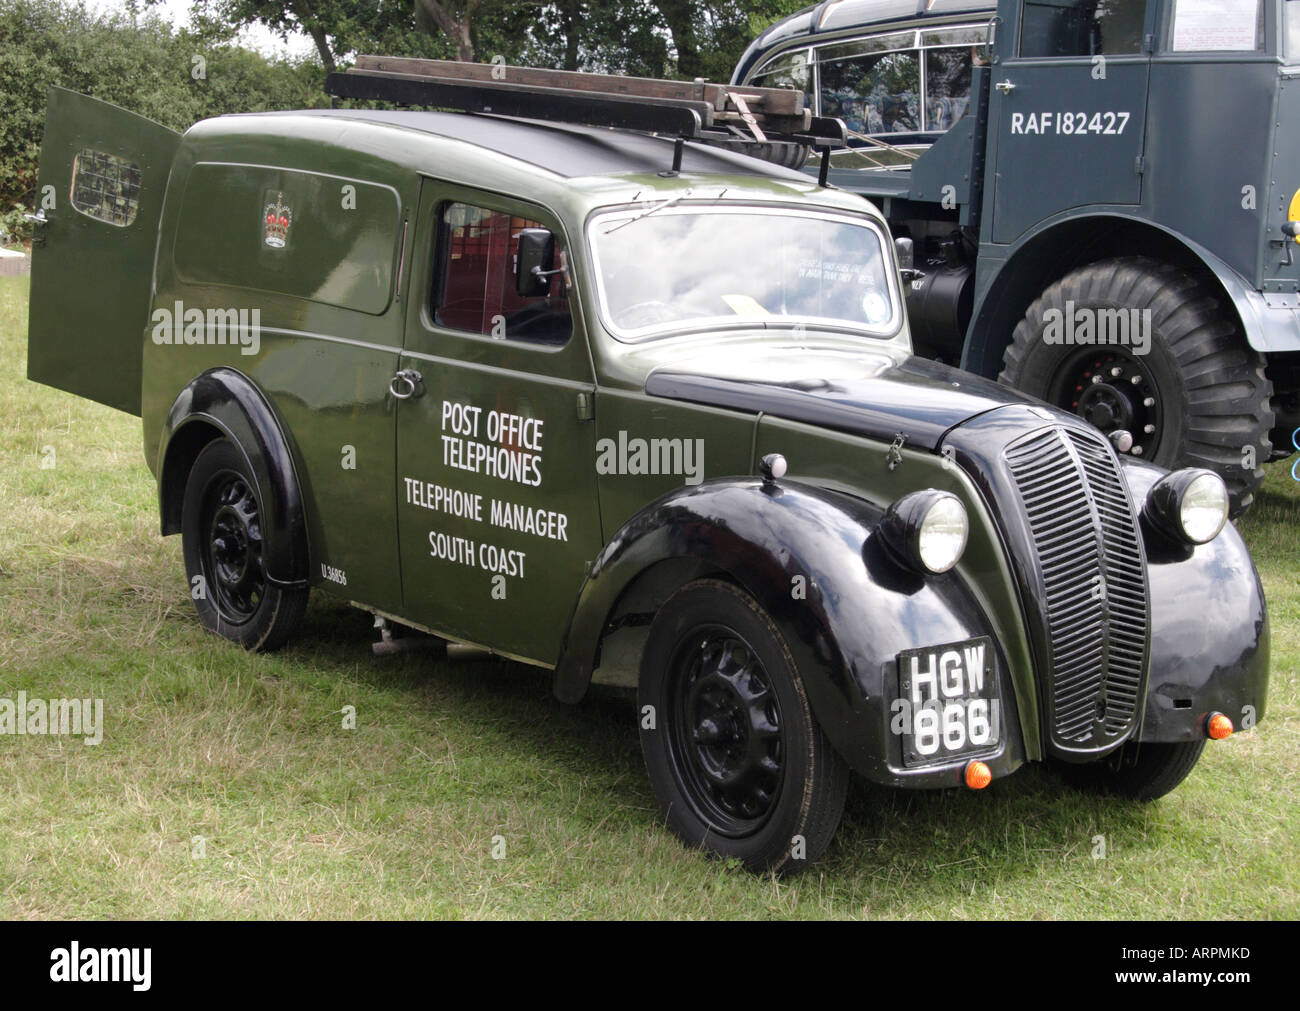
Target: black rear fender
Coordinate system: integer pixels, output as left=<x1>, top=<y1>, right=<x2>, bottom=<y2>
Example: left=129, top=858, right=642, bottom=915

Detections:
left=156, top=368, right=309, bottom=589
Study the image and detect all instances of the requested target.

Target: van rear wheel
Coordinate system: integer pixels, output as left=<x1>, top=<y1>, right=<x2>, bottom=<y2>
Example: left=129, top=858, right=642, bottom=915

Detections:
left=637, top=579, right=848, bottom=874
left=181, top=437, right=308, bottom=652
left=999, top=257, right=1273, bottom=515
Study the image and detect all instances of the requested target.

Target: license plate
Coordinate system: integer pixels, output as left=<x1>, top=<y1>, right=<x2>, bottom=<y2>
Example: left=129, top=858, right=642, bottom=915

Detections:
left=894, top=636, right=999, bottom=767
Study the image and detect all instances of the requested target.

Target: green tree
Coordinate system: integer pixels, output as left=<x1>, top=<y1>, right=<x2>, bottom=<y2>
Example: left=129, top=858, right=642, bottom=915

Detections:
left=187, top=1, right=808, bottom=78
left=0, top=0, right=326, bottom=232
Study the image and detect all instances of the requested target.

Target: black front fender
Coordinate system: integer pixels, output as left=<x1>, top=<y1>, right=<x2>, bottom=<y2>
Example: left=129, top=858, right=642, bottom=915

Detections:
left=555, top=478, right=1026, bottom=787
left=1121, top=459, right=1270, bottom=742
left=156, top=368, right=309, bottom=589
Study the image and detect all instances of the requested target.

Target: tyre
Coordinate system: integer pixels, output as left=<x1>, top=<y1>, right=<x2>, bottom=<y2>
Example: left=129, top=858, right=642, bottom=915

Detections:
left=181, top=437, right=308, bottom=652
left=1054, top=739, right=1206, bottom=802
left=698, top=136, right=812, bottom=170
left=637, top=579, right=849, bottom=874
left=999, top=257, right=1274, bottom=515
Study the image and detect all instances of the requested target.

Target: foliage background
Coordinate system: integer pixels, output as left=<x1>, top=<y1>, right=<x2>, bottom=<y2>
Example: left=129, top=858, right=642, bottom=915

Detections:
left=0, top=0, right=808, bottom=241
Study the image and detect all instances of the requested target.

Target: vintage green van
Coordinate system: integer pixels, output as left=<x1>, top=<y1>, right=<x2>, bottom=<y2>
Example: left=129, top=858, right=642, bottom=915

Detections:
left=25, top=64, right=1269, bottom=873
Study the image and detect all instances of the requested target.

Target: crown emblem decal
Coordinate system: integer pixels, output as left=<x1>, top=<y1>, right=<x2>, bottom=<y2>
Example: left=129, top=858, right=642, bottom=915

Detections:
left=263, top=193, right=292, bottom=248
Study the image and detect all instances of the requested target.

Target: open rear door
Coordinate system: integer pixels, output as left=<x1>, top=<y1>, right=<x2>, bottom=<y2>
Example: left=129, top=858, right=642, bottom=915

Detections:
left=27, top=88, right=180, bottom=416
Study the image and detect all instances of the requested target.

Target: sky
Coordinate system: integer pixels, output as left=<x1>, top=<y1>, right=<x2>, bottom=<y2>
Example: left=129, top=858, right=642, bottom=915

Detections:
left=84, top=0, right=319, bottom=59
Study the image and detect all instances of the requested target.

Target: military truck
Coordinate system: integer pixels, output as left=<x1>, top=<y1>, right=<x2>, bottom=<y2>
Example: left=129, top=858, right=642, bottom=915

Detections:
left=24, top=63, right=1269, bottom=873
left=733, top=0, right=1300, bottom=513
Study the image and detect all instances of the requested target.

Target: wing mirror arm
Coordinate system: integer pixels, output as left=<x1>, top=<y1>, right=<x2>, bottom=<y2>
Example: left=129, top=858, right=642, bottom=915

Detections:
left=515, top=229, right=570, bottom=297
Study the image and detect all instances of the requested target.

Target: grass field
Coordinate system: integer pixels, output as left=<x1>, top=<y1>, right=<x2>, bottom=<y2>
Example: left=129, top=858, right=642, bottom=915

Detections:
left=1, top=272, right=1296, bottom=919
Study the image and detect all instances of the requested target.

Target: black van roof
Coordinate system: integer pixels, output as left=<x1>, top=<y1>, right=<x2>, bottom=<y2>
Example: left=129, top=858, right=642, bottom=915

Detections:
left=287, top=108, right=815, bottom=181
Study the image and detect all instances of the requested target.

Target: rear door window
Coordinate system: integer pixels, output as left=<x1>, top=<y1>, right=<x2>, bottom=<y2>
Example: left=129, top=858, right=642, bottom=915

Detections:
left=70, top=149, right=142, bottom=227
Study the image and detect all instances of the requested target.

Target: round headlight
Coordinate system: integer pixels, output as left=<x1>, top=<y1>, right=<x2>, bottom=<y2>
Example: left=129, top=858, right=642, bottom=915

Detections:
left=1143, top=469, right=1229, bottom=545
left=879, top=490, right=969, bottom=574
left=1179, top=472, right=1230, bottom=543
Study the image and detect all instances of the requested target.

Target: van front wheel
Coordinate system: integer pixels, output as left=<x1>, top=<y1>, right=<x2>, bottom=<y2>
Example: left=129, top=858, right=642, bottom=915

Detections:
left=638, top=579, right=848, bottom=874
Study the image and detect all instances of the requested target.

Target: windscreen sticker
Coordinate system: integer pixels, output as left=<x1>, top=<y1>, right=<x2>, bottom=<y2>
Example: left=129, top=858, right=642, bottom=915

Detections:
left=1172, top=0, right=1258, bottom=51
left=797, top=260, right=880, bottom=284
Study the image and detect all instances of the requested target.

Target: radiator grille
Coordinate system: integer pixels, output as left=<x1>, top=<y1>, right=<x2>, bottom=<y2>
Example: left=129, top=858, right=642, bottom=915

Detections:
left=1004, top=427, right=1148, bottom=746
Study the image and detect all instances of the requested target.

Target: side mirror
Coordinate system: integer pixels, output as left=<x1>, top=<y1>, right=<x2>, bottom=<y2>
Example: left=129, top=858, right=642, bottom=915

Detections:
left=895, top=236, right=925, bottom=288
left=516, top=228, right=557, bottom=298
left=895, top=236, right=915, bottom=271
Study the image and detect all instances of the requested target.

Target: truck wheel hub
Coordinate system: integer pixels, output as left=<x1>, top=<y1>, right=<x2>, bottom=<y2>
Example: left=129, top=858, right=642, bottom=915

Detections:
left=1057, top=352, right=1163, bottom=458
left=1077, top=383, right=1134, bottom=431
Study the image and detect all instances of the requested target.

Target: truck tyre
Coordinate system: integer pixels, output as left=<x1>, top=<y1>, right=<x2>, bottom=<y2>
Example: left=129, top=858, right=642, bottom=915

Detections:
left=181, top=437, right=308, bottom=652
left=999, top=257, right=1273, bottom=515
left=1054, top=739, right=1206, bottom=801
left=638, top=579, right=848, bottom=874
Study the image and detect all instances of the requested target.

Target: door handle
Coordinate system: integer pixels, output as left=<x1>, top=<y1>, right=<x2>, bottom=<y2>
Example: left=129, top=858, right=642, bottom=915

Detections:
left=23, top=209, right=51, bottom=226
left=389, top=368, right=423, bottom=400
left=994, top=79, right=1016, bottom=94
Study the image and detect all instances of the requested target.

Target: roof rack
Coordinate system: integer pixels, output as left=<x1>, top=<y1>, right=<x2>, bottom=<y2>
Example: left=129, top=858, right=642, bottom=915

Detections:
left=324, top=57, right=848, bottom=169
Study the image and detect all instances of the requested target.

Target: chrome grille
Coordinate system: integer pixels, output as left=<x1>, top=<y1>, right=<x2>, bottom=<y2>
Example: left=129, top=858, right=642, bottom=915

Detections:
left=1004, top=426, right=1149, bottom=747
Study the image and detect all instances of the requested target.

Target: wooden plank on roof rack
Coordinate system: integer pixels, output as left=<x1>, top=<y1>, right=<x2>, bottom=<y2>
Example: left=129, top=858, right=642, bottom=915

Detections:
left=326, top=70, right=710, bottom=138
left=337, top=68, right=718, bottom=126
left=351, top=55, right=806, bottom=118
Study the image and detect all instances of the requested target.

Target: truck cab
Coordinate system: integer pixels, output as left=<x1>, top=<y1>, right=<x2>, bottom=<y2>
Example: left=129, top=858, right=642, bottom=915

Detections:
left=735, top=0, right=1300, bottom=513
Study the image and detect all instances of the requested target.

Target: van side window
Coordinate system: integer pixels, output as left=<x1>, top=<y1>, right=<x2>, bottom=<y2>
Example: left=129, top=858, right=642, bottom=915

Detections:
left=434, top=203, right=571, bottom=346
left=70, top=149, right=142, bottom=227
left=1019, top=0, right=1148, bottom=57
left=819, top=34, right=920, bottom=134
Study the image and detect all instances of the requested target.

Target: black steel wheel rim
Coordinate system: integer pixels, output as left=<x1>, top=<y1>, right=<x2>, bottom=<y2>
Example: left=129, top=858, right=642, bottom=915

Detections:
left=666, top=625, right=785, bottom=837
left=201, top=470, right=265, bottom=623
left=1048, top=348, right=1166, bottom=460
